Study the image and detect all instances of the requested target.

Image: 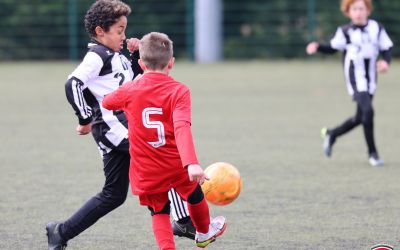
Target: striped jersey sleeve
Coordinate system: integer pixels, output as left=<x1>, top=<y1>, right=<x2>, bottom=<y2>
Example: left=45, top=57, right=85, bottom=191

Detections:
left=69, top=52, right=103, bottom=86
left=65, top=52, right=103, bottom=125
left=65, top=77, right=92, bottom=125
left=378, top=27, right=393, bottom=51
left=330, top=27, right=347, bottom=51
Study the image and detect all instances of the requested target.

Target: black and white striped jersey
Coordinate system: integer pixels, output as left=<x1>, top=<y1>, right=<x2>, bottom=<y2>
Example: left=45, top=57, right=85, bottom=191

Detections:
left=65, top=40, right=139, bottom=154
left=319, top=19, right=393, bottom=96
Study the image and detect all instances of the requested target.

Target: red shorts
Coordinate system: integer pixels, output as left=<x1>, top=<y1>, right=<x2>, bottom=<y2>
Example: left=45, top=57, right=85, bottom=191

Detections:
left=139, top=178, right=198, bottom=213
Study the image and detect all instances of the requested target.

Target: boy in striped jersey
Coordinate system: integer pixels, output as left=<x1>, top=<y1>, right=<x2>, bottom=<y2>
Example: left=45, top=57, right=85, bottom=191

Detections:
left=306, top=0, right=393, bottom=167
left=46, top=1, right=193, bottom=249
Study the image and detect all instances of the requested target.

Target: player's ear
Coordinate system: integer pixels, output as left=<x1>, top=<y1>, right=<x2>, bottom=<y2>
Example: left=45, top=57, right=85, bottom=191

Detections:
left=167, top=57, right=175, bottom=70
left=95, top=26, right=105, bottom=37
left=138, top=59, right=147, bottom=71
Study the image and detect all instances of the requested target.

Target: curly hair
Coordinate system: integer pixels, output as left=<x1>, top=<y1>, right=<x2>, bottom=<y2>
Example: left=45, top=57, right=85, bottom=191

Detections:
left=341, top=0, right=372, bottom=14
left=84, top=0, right=131, bottom=37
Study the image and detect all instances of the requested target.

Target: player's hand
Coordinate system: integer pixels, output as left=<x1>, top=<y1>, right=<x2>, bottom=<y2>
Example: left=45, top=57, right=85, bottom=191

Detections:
left=76, top=124, right=92, bottom=135
left=188, top=164, right=209, bottom=185
left=306, top=42, right=319, bottom=55
left=126, top=38, right=140, bottom=53
left=377, top=59, right=389, bottom=74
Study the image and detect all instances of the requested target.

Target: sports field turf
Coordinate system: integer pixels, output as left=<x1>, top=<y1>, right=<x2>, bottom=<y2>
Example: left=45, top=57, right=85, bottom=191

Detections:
left=0, top=60, right=399, bottom=249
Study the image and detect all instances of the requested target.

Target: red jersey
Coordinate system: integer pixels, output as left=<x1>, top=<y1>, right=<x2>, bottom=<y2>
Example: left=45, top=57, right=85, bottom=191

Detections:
left=103, top=72, right=199, bottom=195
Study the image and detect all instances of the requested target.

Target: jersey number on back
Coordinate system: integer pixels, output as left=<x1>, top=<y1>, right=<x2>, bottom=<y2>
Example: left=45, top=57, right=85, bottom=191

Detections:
left=142, top=107, right=166, bottom=148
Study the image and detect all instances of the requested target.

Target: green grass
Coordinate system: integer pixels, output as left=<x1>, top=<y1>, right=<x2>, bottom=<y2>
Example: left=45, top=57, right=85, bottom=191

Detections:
left=1, top=60, right=399, bottom=249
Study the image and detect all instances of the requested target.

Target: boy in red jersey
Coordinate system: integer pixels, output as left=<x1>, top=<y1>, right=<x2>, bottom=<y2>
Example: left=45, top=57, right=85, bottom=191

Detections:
left=103, top=32, right=227, bottom=249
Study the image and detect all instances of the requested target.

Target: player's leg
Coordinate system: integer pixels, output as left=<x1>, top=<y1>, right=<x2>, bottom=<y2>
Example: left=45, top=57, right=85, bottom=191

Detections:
left=148, top=203, right=176, bottom=250
left=186, top=185, right=210, bottom=233
left=140, top=193, right=175, bottom=250
left=358, top=93, right=376, bottom=154
left=168, top=188, right=195, bottom=240
left=357, top=93, right=383, bottom=166
left=46, top=139, right=130, bottom=249
left=175, top=183, right=227, bottom=248
left=322, top=98, right=362, bottom=156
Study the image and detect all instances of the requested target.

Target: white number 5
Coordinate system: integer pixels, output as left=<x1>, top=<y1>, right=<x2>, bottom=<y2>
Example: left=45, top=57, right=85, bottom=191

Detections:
left=142, top=107, right=166, bottom=148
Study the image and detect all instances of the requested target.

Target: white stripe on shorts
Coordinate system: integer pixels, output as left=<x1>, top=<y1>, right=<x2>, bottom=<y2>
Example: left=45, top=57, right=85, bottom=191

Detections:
left=168, top=188, right=189, bottom=221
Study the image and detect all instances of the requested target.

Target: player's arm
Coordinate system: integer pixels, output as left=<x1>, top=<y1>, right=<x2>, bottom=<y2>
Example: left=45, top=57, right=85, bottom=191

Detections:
left=173, top=89, right=198, bottom=167
left=65, top=77, right=92, bottom=126
left=175, top=121, right=199, bottom=167
left=377, top=48, right=392, bottom=73
left=306, top=42, right=337, bottom=55
left=307, top=27, right=345, bottom=55
left=126, top=38, right=143, bottom=79
left=379, top=48, right=392, bottom=64
left=175, top=121, right=208, bottom=185
left=377, top=27, right=394, bottom=73
left=173, top=89, right=206, bottom=184
left=130, top=50, right=143, bottom=79
left=65, top=77, right=93, bottom=135
left=316, top=44, right=338, bottom=54
left=65, top=52, right=103, bottom=134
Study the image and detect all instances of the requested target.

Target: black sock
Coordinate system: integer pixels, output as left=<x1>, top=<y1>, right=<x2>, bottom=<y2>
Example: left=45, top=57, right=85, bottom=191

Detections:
left=177, top=216, right=190, bottom=224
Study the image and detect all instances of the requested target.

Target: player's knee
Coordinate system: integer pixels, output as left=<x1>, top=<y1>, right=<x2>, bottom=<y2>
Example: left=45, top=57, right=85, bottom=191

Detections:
left=361, top=108, right=374, bottom=126
left=99, top=189, right=128, bottom=208
left=187, top=185, right=204, bottom=205
left=352, top=116, right=362, bottom=125
left=148, top=202, right=171, bottom=216
left=113, top=194, right=127, bottom=207
left=106, top=195, right=126, bottom=209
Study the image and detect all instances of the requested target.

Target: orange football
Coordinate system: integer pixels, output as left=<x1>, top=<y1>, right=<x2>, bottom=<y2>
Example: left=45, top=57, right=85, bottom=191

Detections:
left=201, top=162, right=242, bottom=206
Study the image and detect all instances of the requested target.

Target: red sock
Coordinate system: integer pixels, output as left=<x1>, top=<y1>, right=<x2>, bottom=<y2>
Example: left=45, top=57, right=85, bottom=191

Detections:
left=152, top=214, right=175, bottom=250
left=188, top=198, right=210, bottom=234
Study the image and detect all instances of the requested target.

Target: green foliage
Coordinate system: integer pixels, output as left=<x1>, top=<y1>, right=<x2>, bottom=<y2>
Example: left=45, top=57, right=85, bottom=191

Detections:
left=224, top=0, right=310, bottom=58
left=0, top=0, right=399, bottom=60
left=224, top=0, right=400, bottom=58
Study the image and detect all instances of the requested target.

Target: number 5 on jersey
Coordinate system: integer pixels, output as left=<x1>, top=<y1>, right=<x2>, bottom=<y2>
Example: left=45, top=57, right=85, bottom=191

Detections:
left=142, top=107, right=166, bottom=148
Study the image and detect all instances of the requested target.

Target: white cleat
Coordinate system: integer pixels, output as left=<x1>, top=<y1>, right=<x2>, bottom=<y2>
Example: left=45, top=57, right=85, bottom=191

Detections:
left=321, top=127, right=332, bottom=157
left=369, top=153, right=384, bottom=167
left=195, top=216, right=227, bottom=248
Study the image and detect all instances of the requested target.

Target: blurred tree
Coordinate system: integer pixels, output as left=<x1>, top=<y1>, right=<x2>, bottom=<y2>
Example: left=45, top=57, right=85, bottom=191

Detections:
left=224, top=0, right=399, bottom=59
left=0, top=0, right=398, bottom=60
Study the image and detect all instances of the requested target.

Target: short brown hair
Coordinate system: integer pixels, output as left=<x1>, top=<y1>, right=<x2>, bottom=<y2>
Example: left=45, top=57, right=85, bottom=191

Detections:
left=85, top=0, right=131, bottom=37
left=341, top=0, right=372, bottom=14
left=139, top=32, right=173, bottom=70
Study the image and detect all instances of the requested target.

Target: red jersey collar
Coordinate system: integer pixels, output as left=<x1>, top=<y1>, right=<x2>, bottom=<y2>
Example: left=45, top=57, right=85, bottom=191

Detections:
left=143, top=71, right=173, bottom=81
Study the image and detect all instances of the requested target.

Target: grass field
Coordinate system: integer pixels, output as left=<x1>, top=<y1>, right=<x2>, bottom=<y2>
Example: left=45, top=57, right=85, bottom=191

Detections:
left=0, top=60, right=399, bottom=250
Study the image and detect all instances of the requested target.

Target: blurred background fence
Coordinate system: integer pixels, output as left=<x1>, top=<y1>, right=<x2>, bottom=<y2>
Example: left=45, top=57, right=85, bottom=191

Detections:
left=1, top=0, right=399, bottom=60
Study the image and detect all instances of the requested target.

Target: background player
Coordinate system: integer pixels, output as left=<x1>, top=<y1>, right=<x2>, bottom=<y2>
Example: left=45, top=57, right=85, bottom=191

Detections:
left=306, top=0, right=393, bottom=166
